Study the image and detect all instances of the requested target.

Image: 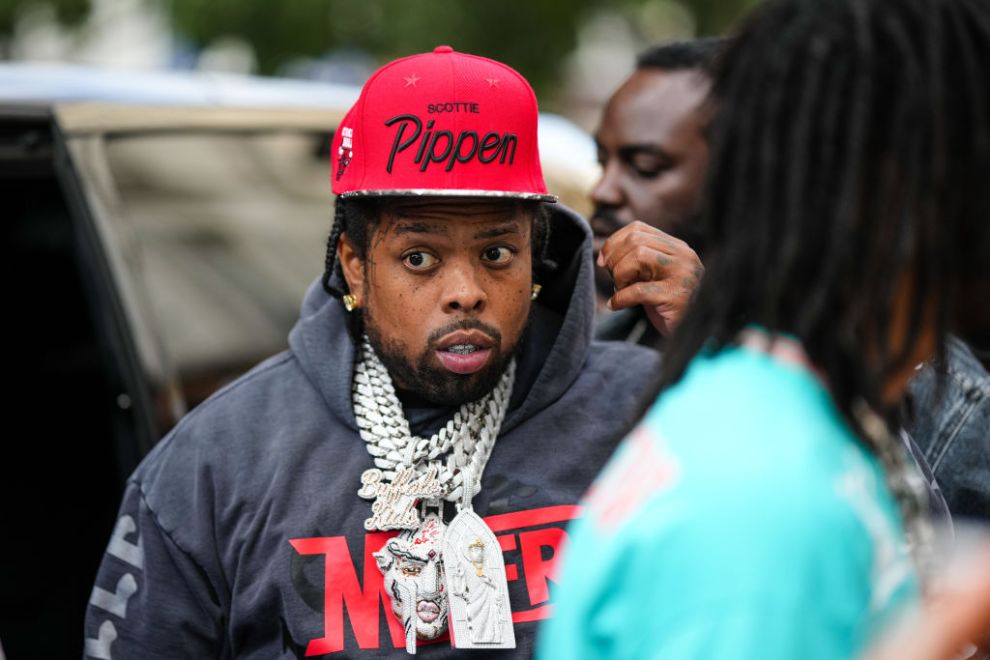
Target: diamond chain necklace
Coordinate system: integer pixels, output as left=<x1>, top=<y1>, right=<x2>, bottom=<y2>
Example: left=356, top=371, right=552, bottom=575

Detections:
left=352, top=336, right=515, bottom=529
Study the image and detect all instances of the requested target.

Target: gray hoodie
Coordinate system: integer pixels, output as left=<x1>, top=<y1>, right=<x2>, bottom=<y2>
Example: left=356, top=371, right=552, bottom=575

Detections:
left=84, top=205, right=660, bottom=659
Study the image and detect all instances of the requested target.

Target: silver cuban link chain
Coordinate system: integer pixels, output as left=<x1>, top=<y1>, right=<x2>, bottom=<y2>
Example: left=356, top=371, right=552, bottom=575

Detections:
left=353, top=335, right=515, bottom=531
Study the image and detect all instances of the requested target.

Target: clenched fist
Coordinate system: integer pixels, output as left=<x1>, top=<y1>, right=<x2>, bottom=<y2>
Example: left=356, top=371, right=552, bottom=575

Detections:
left=596, top=221, right=704, bottom=337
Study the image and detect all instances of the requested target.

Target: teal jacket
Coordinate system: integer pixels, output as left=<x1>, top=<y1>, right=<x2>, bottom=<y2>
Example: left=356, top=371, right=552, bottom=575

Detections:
left=539, top=343, right=918, bottom=659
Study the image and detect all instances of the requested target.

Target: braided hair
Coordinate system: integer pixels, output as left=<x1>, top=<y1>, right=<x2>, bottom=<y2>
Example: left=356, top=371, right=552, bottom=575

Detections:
left=321, top=197, right=377, bottom=300
left=322, top=197, right=556, bottom=338
left=652, top=0, right=990, bottom=575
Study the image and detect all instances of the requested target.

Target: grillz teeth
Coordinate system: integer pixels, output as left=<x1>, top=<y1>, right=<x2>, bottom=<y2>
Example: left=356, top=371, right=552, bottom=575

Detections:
left=445, top=344, right=479, bottom=355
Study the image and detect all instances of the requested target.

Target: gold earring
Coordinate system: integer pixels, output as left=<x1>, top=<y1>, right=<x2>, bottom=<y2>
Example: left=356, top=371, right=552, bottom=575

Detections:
left=531, top=284, right=542, bottom=301
left=342, top=294, right=359, bottom=312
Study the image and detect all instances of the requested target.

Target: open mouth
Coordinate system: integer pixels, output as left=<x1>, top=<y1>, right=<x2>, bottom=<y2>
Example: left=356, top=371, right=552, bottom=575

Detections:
left=435, top=330, right=495, bottom=375
left=445, top=344, right=481, bottom=355
left=437, top=345, right=492, bottom=375
left=416, top=600, right=441, bottom=623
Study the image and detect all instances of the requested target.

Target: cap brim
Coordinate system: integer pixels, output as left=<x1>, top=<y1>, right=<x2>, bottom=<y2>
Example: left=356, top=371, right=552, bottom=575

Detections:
left=338, top=188, right=558, bottom=203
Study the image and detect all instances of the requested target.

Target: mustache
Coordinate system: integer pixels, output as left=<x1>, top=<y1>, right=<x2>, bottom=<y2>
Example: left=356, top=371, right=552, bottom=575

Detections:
left=426, top=319, right=503, bottom=349
left=590, top=207, right=623, bottom=236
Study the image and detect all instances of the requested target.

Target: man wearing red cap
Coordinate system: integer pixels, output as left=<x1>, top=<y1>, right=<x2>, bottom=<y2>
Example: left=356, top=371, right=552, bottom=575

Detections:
left=84, top=47, right=661, bottom=658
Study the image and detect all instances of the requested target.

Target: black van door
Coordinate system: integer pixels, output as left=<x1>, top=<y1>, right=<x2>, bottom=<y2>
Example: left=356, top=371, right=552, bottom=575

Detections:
left=0, top=106, right=157, bottom=659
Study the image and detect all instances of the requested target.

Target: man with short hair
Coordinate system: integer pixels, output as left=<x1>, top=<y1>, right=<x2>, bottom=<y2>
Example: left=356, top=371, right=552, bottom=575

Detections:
left=592, top=39, right=720, bottom=345
left=84, top=46, right=660, bottom=658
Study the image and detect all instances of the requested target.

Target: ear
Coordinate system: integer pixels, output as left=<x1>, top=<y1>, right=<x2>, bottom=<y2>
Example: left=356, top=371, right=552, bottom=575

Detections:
left=338, top=231, right=365, bottom=300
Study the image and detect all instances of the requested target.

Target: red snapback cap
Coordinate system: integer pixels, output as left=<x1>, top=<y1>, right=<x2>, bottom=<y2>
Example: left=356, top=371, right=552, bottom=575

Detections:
left=331, top=45, right=556, bottom=202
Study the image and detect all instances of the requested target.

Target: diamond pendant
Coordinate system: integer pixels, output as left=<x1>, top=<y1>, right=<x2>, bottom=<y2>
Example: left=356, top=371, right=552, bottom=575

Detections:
left=373, top=514, right=449, bottom=654
left=358, top=465, right=446, bottom=531
left=443, top=509, right=516, bottom=649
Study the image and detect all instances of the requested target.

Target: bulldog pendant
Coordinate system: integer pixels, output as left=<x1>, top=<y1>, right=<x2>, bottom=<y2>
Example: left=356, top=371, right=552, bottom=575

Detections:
left=373, top=513, right=448, bottom=654
left=443, top=509, right=516, bottom=649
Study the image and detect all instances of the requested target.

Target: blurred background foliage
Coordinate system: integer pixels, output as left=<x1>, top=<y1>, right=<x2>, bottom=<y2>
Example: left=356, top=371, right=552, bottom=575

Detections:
left=0, top=0, right=759, bottom=115
left=0, top=0, right=88, bottom=30
left=164, top=0, right=751, bottom=90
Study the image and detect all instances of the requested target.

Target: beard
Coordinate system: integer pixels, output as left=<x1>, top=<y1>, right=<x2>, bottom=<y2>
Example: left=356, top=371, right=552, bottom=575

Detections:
left=590, top=207, right=623, bottom=301
left=364, top=314, right=517, bottom=407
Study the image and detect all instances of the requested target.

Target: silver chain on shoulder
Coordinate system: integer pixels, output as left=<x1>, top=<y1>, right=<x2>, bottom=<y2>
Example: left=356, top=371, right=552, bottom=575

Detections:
left=853, top=399, right=935, bottom=585
left=353, top=336, right=515, bottom=505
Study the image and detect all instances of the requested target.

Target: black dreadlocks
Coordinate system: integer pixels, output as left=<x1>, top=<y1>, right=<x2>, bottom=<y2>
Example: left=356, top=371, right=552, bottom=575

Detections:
left=640, top=0, right=990, bottom=580
left=656, top=0, right=990, bottom=436
left=321, top=197, right=555, bottom=339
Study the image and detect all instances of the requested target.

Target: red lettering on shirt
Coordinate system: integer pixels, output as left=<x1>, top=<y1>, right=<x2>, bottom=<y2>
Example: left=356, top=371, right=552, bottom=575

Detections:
left=519, top=527, right=566, bottom=606
left=587, top=428, right=680, bottom=531
left=288, top=505, right=581, bottom=654
left=289, top=532, right=404, bottom=655
left=498, top=533, right=520, bottom=581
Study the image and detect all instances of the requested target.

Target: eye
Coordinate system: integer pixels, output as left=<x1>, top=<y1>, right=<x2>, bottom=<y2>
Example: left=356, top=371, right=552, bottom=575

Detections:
left=633, top=166, right=666, bottom=179
left=482, top=246, right=515, bottom=266
left=402, top=251, right=438, bottom=271
left=400, top=565, right=423, bottom=577
left=629, top=156, right=670, bottom=180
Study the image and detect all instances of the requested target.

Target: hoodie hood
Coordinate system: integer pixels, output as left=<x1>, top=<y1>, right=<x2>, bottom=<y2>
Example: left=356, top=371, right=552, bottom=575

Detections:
left=287, top=203, right=596, bottom=433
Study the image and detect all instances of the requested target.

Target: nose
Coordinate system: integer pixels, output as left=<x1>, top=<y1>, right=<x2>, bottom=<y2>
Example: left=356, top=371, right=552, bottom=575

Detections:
left=590, top=159, right=626, bottom=211
left=420, top=560, right=440, bottom=597
left=442, top=261, right=487, bottom=313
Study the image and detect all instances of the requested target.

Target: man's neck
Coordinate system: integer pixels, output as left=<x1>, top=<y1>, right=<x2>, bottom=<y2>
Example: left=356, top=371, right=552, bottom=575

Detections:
left=395, top=386, right=456, bottom=437
left=394, top=386, right=439, bottom=409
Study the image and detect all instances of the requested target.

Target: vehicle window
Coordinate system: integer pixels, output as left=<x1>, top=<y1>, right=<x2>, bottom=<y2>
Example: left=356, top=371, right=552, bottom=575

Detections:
left=104, top=130, right=333, bottom=410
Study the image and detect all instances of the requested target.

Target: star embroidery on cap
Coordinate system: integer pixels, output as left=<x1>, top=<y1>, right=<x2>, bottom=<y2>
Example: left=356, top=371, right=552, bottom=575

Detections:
left=404, top=74, right=421, bottom=87
left=486, top=77, right=501, bottom=88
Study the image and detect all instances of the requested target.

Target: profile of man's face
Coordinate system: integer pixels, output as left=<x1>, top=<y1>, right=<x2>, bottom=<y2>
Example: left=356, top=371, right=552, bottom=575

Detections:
left=340, top=198, right=534, bottom=406
left=591, top=68, right=711, bottom=297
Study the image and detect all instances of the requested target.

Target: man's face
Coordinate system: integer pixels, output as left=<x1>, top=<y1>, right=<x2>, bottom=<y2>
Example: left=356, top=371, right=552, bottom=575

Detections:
left=591, top=68, right=711, bottom=265
left=341, top=198, right=533, bottom=406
